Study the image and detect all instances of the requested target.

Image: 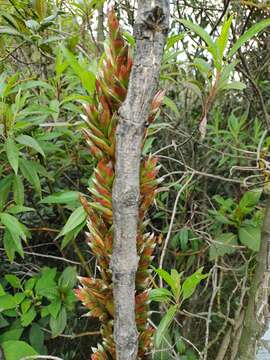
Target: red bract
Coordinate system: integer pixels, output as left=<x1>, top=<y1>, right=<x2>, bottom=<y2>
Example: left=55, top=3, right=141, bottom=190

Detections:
left=76, top=9, right=164, bottom=359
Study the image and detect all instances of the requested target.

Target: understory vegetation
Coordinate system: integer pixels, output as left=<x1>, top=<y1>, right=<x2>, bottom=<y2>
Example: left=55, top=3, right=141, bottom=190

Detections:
left=1, top=1, right=270, bottom=359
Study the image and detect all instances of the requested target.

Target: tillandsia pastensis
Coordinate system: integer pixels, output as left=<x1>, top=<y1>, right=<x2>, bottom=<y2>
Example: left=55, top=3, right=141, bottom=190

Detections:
left=75, top=9, right=164, bottom=360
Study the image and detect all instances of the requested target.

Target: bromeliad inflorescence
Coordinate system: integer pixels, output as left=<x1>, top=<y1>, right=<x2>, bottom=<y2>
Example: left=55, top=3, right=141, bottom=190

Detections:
left=75, top=9, right=164, bottom=359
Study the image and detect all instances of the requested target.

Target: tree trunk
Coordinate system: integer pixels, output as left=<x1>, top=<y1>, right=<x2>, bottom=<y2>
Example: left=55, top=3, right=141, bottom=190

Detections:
left=97, top=4, right=104, bottom=48
left=236, top=196, right=270, bottom=359
left=110, top=2, right=170, bottom=360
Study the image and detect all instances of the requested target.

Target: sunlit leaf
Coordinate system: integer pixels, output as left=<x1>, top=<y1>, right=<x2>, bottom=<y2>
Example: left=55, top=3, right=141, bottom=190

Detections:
left=228, top=19, right=270, bottom=58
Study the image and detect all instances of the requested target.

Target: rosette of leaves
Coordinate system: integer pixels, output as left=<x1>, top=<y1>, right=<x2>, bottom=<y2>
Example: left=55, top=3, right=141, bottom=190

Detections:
left=75, top=9, right=164, bottom=360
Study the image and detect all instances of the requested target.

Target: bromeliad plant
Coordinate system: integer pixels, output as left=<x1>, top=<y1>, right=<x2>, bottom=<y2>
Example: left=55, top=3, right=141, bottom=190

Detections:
left=75, top=10, right=164, bottom=360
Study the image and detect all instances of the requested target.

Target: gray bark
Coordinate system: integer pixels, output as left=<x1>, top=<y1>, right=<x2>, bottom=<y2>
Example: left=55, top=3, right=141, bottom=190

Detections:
left=97, top=4, right=104, bottom=48
left=236, top=197, right=270, bottom=360
left=110, top=2, right=170, bottom=360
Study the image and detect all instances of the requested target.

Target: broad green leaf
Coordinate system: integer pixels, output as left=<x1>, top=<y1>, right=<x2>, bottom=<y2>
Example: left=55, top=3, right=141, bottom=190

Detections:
left=35, top=267, right=57, bottom=300
left=0, top=285, right=5, bottom=297
left=48, top=299, right=61, bottom=319
left=170, top=269, right=183, bottom=300
left=149, top=288, right=173, bottom=303
left=239, top=225, right=261, bottom=251
left=155, top=305, right=177, bottom=347
left=29, top=323, right=44, bottom=353
left=228, top=19, right=270, bottom=58
left=19, top=159, right=41, bottom=195
left=14, top=293, right=25, bottom=305
left=0, top=295, right=17, bottom=310
left=21, top=307, right=37, bottom=327
left=179, top=19, right=219, bottom=69
left=58, top=266, right=77, bottom=289
left=5, top=275, right=21, bottom=289
left=61, top=46, right=96, bottom=95
left=153, top=268, right=175, bottom=290
left=40, top=191, right=80, bottom=204
left=57, top=206, right=87, bottom=238
left=2, top=340, right=38, bottom=360
left=24, top=278, right=36, bottom=291
left=12, top=176, right=24, bottom=206
left=50, top=307, right=67, bottom=338
left=0, top=328, right=23, bottom=344
left=181, top=268, right=208, bottom=300
left=5, top=138, right=19, bottom=174
left=16, top=134, right=45, bottom=157
left=209, top=232, right=237, bottom=260
left=21, top=299, right=31, bottom=314
left=239, top=190, right=262, bottom=211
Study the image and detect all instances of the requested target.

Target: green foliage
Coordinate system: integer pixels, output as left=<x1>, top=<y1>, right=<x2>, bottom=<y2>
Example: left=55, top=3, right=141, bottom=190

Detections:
left=1, top=1, right=270, bottom=359
left=0, top=267, right=77, bottom=354
left=209, top=190, right=262, bottom=257
left=2, top=340, right=38, bottom=360
left=151, top=267, right=207, bottom=352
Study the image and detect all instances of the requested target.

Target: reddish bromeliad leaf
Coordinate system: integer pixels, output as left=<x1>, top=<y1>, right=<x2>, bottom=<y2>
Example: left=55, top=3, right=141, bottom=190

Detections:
left=76, top=8, right=165, bottom=360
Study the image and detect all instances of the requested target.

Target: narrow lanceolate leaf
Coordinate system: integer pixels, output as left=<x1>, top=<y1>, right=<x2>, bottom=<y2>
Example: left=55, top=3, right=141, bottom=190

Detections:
left=40, top=191, right=80, bottom=204
left=0, top=26, right=26, bottom=38
left=155, top=305, right=177, bottom=347
left=3, top=230, right=23, bottom=263
left=13, top=176, right=24, bottom=206
left=149, top=288, right=173, bottom=303
left=218, top=81, right=246, bottom=92
left=228, top=18, right=270, bottom=59
left=61, top=46, right=96, bottom=95
left=19, top=159, right=41, bottom=195
left=7, top=206, right=35, bottom=214
left=0, top=213, right=28, bottom=241
left=16, top=134, right=45, bottom=157
left=216, top=15, right=233, bottom=61
left=6, top=137, right=19, bottom=174
left=179, top=19, right=219, bottom=68
left=163, top=96, right=180, bottom=117
left=57, top=206, right=87, bottom=238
